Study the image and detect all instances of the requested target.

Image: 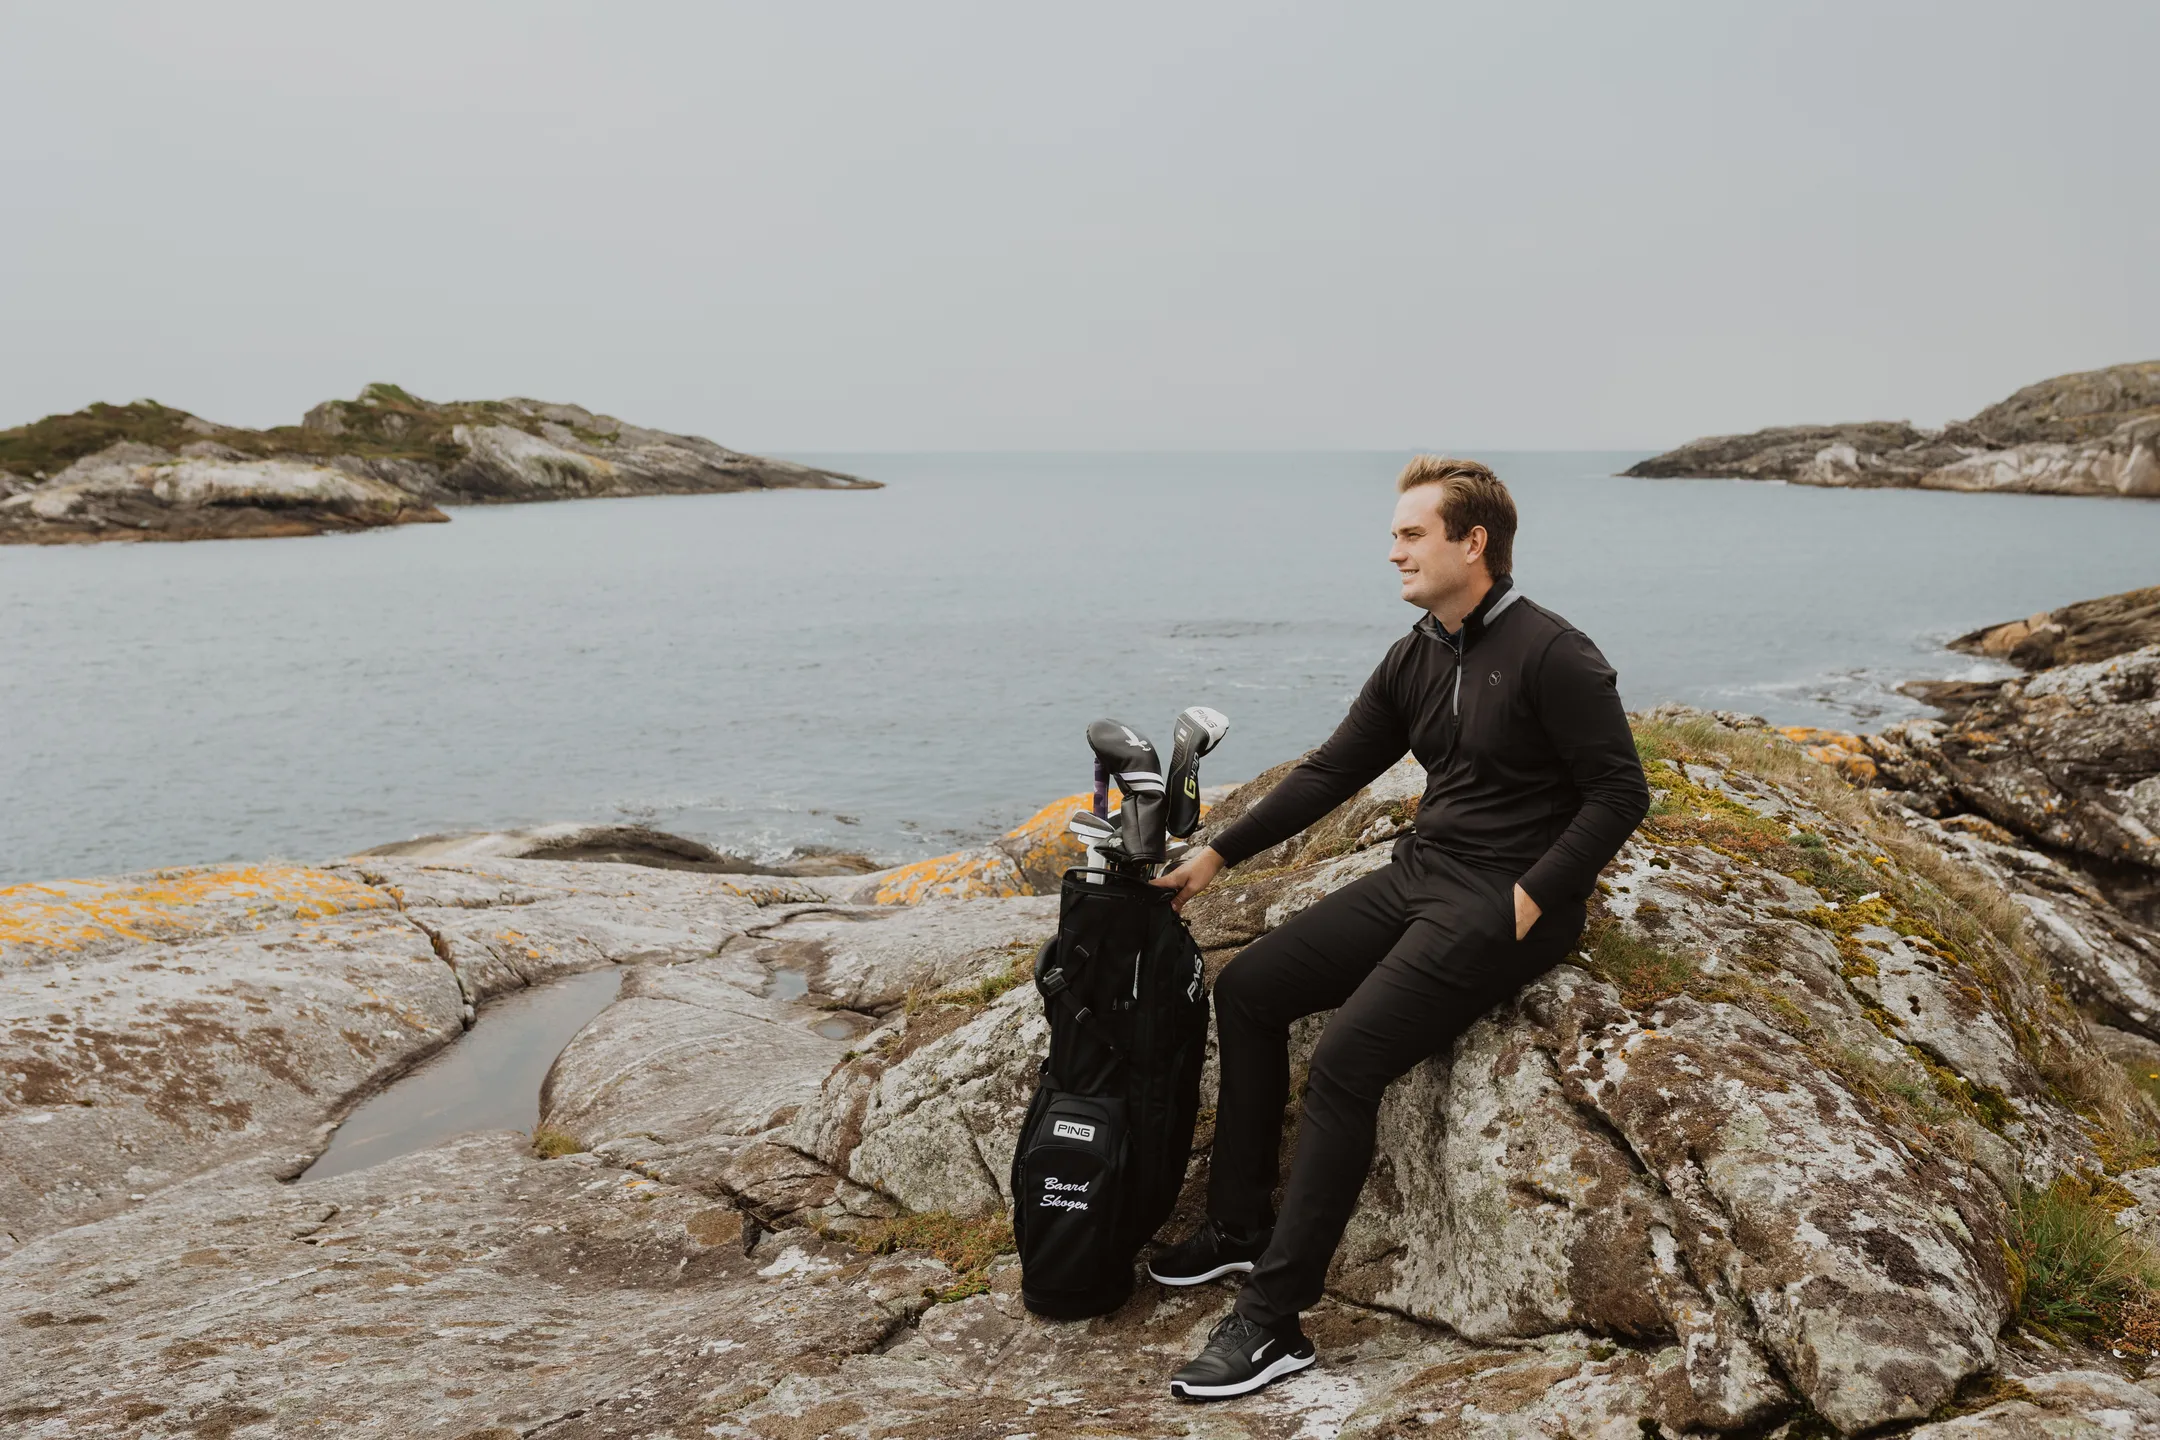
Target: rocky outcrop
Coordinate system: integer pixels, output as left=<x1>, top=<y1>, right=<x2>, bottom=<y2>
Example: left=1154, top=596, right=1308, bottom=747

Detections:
left=359, top=820, right=877, bottom=877
left=771, top=719, right=2160, bottom=1433
left=1869, top=646, right=2160, bottom=874
left=0, top=442, right=448, bottom=543
left=0, top=385, right=874, bottom=544
left=297, top=387, right=875, bottom=506
left=1782, top=592, right=2160, bottom=1048
left=13, top=743, right=2160, bottom=1433
left=1626, top=360, right=2160, bottom=497
left=0, top=866, right=462, bottom=1249
left=0, top=1132, right=957, bottom=1437
left=1950, top=584, right=2160, bottom=672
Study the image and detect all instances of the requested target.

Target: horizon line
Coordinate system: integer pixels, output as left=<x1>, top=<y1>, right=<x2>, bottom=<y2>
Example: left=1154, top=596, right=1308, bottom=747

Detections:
left=767, top=445, right=1664, bottom=457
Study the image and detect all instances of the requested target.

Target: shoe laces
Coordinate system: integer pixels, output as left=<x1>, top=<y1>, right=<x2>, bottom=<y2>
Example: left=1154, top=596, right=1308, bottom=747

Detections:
left=1205, top=1312, right=1265, bottom=1352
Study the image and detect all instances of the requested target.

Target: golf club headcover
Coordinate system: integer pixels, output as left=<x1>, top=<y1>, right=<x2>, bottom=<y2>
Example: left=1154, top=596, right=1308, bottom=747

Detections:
left=1086, top=718, right=1166, bottom=862
left=1163, top=706, right=1229, bottom=839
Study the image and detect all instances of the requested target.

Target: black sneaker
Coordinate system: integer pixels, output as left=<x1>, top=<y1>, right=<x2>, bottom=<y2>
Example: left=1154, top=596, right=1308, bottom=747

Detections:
left=1168, top=1311, right=1316, bottom=1400
left=1147, top=1218, right=1269, bottom=1287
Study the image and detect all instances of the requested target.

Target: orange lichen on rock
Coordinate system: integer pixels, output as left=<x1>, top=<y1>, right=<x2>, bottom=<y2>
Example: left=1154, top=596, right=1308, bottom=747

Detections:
left=0, top=865, right=394, bottom=967
left=995, top=789, right=1123, bottom=892
left=1778, top=726, right=1879, bottom=785
left=876, top=788, right=1212, bottom=903
left=872, top=850, right=1027, bottom=905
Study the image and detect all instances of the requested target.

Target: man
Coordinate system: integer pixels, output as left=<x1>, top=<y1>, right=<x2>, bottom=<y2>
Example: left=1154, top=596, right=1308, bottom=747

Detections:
left=1147, top=456, right=1650, bottom=1400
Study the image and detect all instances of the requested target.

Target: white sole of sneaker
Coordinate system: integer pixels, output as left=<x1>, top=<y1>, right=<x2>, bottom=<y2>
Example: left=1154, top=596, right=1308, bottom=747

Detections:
left=1146, top=1259, right=1256, bottom=1286
left=1168, top=1349, right=1315, bottom=1399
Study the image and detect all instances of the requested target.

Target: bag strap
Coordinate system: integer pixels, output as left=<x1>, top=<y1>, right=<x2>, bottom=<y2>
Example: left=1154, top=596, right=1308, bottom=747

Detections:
left=1035, top=936, right=1123, bottom=1060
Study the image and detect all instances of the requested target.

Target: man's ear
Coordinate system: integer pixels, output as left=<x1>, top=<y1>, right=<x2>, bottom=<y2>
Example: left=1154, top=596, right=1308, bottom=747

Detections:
left=1463, top=524, right=1488, bottom=562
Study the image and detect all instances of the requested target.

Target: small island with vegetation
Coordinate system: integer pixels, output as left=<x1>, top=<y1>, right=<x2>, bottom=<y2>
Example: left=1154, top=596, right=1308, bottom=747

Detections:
left=1627, top=360, right=2160, bottom=498
left=0, top=383, right=877, bottom=545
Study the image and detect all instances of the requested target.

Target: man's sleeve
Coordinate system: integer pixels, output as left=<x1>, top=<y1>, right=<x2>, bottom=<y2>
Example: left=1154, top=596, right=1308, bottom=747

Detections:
left=1516, top=630, right=1651, bottom=912
left=1209, top=654, right=1411, bottom=868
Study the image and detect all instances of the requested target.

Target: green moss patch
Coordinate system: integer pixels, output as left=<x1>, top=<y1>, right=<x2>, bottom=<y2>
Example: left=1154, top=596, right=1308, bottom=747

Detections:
left=1641, top=757, right=1876, bottom=903
left=0, top=401, right=231, bottom=479
left=1924, top=1373, right=2037, bottom=1424
left=854, top=1209, right=1015, bottom=1303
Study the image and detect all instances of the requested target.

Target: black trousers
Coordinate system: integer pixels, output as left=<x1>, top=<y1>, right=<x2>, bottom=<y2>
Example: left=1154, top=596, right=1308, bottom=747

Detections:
left=1208, top=840, right=1585, bottom=1328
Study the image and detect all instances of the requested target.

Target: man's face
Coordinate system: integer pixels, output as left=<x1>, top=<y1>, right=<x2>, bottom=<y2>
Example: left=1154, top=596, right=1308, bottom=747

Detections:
left=1388, top=484, right=1487, bottom=614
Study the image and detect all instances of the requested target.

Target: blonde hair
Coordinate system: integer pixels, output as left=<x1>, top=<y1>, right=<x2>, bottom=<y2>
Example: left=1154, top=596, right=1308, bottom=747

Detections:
left=1396, top=455, right=1516, bottom=579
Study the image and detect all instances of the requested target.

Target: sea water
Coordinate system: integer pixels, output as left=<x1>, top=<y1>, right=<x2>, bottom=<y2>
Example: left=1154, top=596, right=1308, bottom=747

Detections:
left=5, top=451, right=2157, bottom=884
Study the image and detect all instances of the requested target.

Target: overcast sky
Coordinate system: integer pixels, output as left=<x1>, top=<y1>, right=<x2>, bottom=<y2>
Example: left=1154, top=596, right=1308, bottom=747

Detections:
left=3, top=3, right=2153, bottom=451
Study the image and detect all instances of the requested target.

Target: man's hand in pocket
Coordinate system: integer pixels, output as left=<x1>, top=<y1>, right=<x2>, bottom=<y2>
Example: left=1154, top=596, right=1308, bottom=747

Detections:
left=1513, top=884, right=1541, bottom=940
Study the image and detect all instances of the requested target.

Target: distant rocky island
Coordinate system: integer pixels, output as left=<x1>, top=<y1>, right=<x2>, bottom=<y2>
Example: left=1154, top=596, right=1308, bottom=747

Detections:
left=0, top=383, right=877, bottom=544
left=1627, top=359, right=2160, bottom=497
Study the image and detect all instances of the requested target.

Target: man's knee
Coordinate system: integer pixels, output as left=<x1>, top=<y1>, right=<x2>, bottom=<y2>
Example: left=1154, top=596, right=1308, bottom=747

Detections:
left=1212, top=946, right=1279, bottom=1027
left=1303, top=1023, right=1394, bottom=1112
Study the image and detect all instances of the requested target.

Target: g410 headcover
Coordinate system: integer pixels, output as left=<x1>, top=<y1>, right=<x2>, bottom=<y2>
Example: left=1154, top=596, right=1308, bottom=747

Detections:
left=1086, top=718, right=1166, bottom=863
left=1163, top=706, right=1229, bottom=839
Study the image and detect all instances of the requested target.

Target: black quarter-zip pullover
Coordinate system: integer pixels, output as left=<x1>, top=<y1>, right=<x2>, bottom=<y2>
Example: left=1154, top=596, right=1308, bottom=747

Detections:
left=1209, top=578, right=1650, bottom=912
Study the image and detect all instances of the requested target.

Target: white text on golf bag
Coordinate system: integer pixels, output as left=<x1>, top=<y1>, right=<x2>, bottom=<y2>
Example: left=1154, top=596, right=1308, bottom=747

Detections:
left=1037, top=1176, right=1093, bottom=1212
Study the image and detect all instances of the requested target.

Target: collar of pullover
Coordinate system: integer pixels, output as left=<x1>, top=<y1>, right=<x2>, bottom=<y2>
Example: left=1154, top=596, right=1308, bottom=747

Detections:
left=1417, top=575, right=1520, bottom=653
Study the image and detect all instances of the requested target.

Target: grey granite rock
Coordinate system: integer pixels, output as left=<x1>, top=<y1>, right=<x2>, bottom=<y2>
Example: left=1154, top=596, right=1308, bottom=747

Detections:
left=1627, top=360, right=2160, bottom=498
left=1868, top=646, right=2160, bottom=876
left=0, top=867, right=464, bottom=1251
left=12, top=731, right=2160, bottom=1433
left=1948, top=584, right=2160, bottom=673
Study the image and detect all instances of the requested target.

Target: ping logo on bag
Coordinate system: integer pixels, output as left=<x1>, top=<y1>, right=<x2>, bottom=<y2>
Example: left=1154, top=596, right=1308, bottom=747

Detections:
left=1052, top=1120, right=1096, bottom=1142
left=1039, top=1175, right=1093, bottom=1211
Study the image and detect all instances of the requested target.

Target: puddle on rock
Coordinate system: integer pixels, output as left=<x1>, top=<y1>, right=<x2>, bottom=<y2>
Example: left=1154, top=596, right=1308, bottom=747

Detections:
left=300, top=968, right=622, bottom=1182
left=770, top=968, right=810, bottom=1001
left=813, top=1016, right=856, bottom=1040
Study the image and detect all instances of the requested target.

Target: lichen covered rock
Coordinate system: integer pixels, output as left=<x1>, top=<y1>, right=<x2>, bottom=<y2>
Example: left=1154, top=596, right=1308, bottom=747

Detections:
left=11, top=721, right=2160, bottom=1433
left=778, top=714, right=2160, bottom=1432
left=1875, top=645, right=2160, bottom=873
left=0, top=867, right=466, bottom=1251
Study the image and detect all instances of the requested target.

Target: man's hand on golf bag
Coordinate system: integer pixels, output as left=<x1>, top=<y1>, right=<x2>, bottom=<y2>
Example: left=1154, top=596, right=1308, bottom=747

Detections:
left=1150, top=846, right=1226, bottom=913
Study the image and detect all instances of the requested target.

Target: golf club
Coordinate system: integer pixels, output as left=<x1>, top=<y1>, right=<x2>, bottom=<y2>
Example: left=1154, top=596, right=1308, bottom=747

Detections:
left=1163, top=706, right=1230, bottom=839
left=1067, top=808, right=1124, bottom=874
left=1086, top=718, right=1167, bottom=864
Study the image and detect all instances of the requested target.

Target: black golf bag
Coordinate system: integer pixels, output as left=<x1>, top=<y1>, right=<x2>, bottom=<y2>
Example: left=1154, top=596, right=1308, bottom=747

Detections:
left=1010, top=867, right=1209, bottom=1319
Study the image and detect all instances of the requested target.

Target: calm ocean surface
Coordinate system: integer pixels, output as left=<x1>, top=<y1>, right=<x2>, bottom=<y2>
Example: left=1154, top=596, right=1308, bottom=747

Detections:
left=5, top=451, right=2158, bottom=885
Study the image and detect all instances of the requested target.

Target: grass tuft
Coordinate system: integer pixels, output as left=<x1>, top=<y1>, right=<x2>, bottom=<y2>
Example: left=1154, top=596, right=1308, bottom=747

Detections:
left=1580, top=915, right=1696, bottom=1010
left=933, top=943, right=1038, bottom=1009
left=532, top=1125, right=584, bottom=1159
left=2007, top=1174, right=2160, bottom=1349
